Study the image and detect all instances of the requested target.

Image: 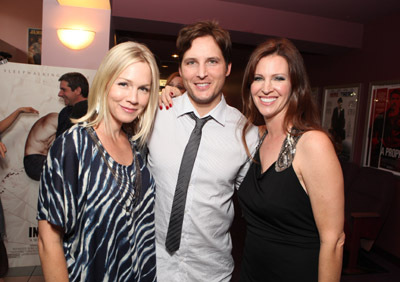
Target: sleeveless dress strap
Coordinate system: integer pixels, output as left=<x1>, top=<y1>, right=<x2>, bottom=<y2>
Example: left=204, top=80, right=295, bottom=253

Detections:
left=275, top=128, right=303, bottom=172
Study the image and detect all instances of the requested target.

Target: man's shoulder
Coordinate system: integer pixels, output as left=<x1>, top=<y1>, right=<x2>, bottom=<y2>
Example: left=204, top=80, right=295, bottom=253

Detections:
left=74, top=100, right=88, bottom=108
left=59, top=105, right=73, bottom=115
left=224, top=104, right=244, bottom=116
left=155, top=97, right=184, bottom=120
left=215, top=102, right=258, bottom=147
left=222, top=104, right=249, bottom=128
left=225, top=105, right=258, bottom=146
left=71, top=100, right=88, bottom=118
left=56, top=106, right=73, bottom=136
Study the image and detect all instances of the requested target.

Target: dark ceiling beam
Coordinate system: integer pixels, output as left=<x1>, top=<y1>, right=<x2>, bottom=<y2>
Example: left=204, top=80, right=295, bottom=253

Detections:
left=111, top=0, right=363, bottom=54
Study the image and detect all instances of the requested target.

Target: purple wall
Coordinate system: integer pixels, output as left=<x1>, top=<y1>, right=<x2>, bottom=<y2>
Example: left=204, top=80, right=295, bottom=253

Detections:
left=304, top=11, right=400, bottom=258
left=304, top=12, right=400, bottom=164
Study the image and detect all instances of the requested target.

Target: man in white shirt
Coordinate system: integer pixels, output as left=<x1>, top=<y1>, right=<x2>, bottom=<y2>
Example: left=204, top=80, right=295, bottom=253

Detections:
left=147, top=20, right=258, bottom=282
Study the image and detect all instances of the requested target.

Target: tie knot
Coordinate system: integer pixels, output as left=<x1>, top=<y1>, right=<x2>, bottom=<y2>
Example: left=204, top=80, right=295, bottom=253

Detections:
left=189, top=112, right=212, bottom=130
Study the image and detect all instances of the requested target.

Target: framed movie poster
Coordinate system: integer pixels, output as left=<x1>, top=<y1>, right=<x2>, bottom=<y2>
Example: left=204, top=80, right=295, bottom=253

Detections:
left=364, top=81, right=400, bottom=175
left=28, top=28, right=41, bottom=65
left=322, top=84, right=360, bottom=161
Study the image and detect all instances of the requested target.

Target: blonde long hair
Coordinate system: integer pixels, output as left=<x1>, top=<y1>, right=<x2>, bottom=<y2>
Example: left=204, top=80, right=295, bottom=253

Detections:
left=74, top=41, right=159, bottom=147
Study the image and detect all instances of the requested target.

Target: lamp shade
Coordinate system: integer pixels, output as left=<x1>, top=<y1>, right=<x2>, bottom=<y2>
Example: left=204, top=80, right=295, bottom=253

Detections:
left=57, top=28, right=95, bottom=50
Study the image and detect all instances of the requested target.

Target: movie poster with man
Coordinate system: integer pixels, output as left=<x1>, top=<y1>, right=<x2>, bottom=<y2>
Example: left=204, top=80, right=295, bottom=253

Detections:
left=0, top=62, right=95, bottom=267
left=322, top=85, right=359, bottom=162
left=365, top=84, right=400, bottom=175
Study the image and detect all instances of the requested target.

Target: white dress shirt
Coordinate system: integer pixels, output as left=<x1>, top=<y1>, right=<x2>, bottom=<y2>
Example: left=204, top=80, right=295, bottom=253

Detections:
left=147, top=94, right=258, bottom=282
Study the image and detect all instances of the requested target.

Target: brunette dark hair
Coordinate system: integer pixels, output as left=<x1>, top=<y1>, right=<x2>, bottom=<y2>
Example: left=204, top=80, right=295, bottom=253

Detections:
left=241, top=38, right=321, bottom=154
left=176, top=20, right=232, bottom=67
left=59, top=72, right=89, bottom=98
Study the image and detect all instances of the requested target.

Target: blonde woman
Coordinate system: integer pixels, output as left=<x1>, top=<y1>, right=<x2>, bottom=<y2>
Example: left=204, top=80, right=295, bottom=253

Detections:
left=37, top=42, right=159, bottom=282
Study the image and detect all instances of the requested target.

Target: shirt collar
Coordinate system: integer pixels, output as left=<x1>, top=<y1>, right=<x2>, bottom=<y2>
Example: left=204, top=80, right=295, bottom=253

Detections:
left=175, top=94, right=227, bottom=126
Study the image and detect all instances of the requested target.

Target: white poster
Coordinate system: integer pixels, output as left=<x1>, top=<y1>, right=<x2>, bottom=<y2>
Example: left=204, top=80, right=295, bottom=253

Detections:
left=0, top=62, right=96, bottom=267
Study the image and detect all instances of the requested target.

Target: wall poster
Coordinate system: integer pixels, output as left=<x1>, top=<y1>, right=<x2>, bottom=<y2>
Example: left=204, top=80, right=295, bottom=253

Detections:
left=0, top=62, right=96, bottom=267
left=364, top=82, right=400, bottom=175
left=28, top=28, right=42, bottom=65
left=321, top=84, right=360, bottom=162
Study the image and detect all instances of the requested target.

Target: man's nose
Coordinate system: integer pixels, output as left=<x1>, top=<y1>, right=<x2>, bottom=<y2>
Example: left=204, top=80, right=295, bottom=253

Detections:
left=197, top=63, right=208, bottom=79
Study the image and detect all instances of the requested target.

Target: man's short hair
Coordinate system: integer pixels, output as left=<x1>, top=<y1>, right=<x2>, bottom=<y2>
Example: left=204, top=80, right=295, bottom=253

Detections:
left=176, top=20, right=232, bottom=67
left=58, top=72, right=89, bottom=98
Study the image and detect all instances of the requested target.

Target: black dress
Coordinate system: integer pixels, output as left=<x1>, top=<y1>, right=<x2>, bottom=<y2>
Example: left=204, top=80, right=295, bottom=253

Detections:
left=237, top=133, right=320, bottom=282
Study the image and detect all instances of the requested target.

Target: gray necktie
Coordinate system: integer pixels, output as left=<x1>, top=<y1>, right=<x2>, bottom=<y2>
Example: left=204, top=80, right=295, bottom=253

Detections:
left=165, top=112, right=213, bottom=253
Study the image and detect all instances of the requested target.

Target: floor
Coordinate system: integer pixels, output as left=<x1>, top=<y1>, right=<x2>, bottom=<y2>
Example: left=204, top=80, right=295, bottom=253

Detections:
left=3, top=195, right=400, bottom=281
left=340, top=249, right=400, bottom=282
left=3, top=251, right=400, bottom=282
left=2, top=248, right=400, bottom=282
left=3, top=266, right=43, bottom=282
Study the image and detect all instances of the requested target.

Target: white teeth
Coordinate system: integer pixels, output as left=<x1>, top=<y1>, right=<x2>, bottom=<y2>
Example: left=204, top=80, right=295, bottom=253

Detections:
left=196, top=83, right=209, bottom=87
left=261, top=97, right=276, bottom=103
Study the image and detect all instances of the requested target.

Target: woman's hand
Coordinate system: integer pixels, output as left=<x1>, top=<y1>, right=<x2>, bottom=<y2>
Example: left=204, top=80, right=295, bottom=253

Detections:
left=18, top=107, right=39, bottom=114
left=159, top=85, right=184, bottom=110
left=19, top=107, right=39, bottom=114
left=0, top=107, right=39, bottom=133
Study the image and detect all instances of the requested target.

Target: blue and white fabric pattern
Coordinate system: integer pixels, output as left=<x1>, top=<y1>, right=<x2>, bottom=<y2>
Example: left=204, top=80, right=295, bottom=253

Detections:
left=37, top=124, right=156, bottom=282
